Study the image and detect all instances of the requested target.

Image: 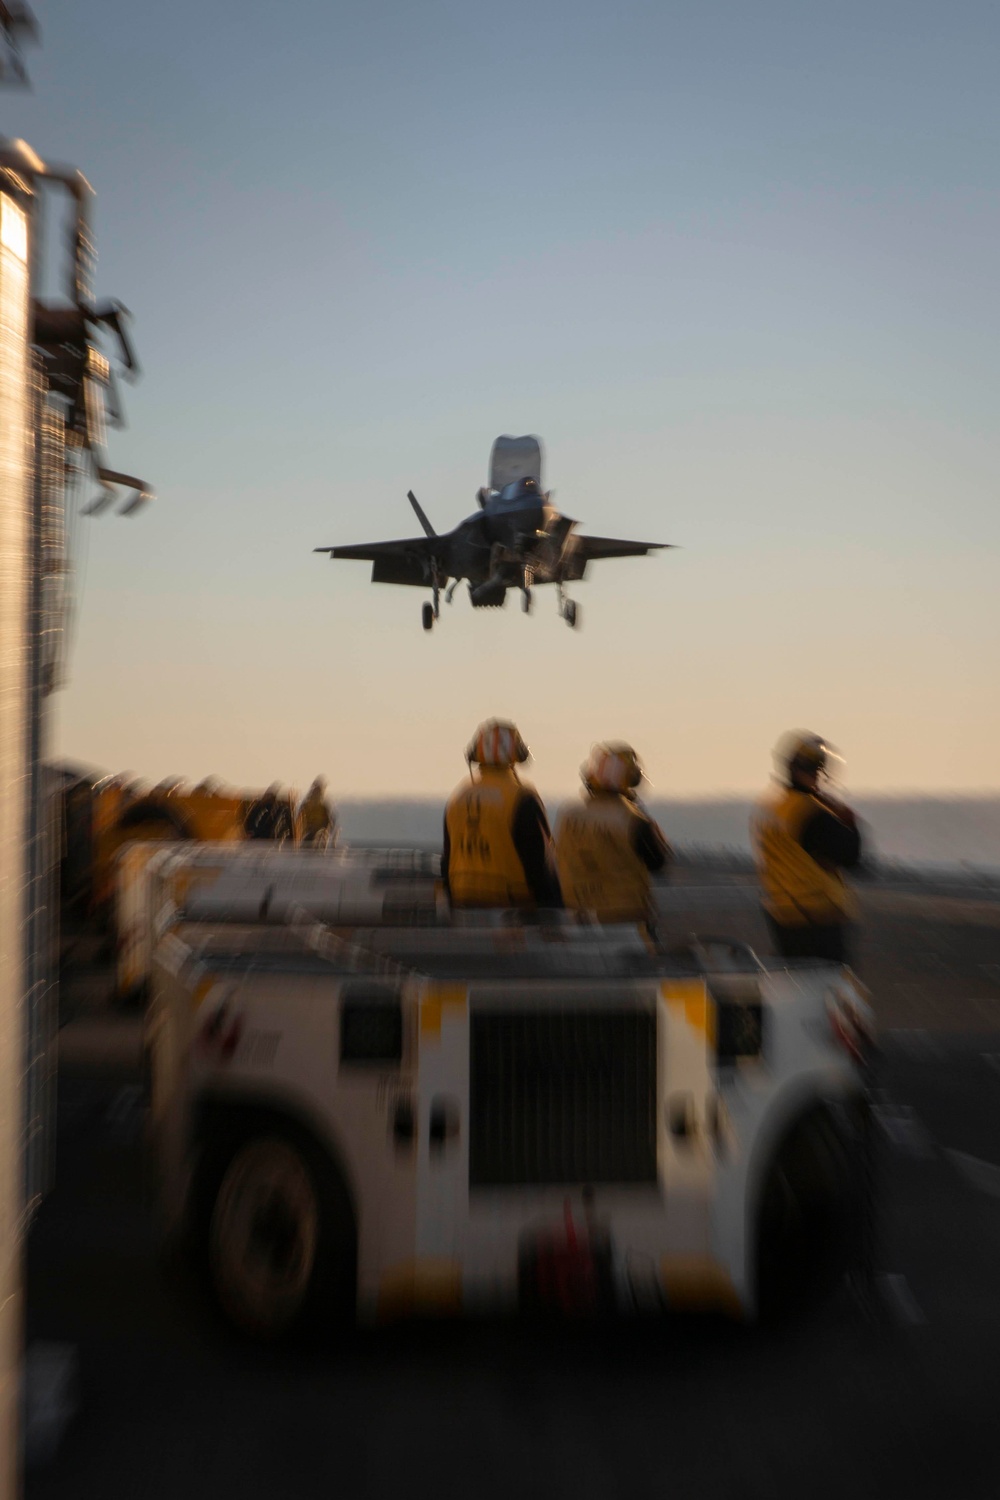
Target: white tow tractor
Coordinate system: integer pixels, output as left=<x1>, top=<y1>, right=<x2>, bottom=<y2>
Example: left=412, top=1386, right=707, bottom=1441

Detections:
left=113, top=840, right=444, bottom=1007
left=145, top=909, right=875, bottom=1339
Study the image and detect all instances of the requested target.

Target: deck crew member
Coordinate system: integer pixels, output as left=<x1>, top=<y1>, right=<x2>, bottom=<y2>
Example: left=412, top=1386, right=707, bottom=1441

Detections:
left=297, top=776, right=336, bottom=847
left=751, top=731, right=862, bottom=963
left=443, top=719, right=561, bottom=908
left=245, top=784, right=290, bottom=842
left=554, top=742, right=671, bottom=924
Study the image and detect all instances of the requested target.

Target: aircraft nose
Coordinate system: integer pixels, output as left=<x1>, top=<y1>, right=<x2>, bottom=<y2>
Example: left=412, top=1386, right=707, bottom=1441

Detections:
left=486, top=494, right=547, bottom=545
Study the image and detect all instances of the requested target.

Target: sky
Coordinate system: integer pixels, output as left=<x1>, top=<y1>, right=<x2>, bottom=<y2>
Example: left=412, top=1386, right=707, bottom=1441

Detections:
left=9, top=0, right=1000, bottom=797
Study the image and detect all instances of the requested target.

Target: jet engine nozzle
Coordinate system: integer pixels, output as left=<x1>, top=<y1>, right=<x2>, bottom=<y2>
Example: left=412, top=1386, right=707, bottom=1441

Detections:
left=468, top=578, right=507, bottom=609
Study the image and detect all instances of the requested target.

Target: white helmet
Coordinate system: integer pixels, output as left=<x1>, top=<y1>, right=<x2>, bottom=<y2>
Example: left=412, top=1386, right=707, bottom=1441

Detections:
left=774, top=731, right=843, bottom=783
left=466, top=719, right=530, bottom=767
left=581, top=742, right=645, bottom=793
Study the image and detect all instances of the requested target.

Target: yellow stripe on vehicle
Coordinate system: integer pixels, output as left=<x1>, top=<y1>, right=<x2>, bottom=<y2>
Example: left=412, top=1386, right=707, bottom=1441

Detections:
left=660, top=979, right=716, bottom=1048
left=660, top=1256, right=744, bottom=1317
left=376, top=1260, right=463, bottom=1319
left=419, top=984, right=468, bottom=1037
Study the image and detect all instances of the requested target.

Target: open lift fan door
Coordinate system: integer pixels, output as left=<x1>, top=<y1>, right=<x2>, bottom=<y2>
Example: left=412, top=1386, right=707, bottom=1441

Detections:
left=489, top=434, right=543, bottom=493
left=371, top=556, right=428, bottom=586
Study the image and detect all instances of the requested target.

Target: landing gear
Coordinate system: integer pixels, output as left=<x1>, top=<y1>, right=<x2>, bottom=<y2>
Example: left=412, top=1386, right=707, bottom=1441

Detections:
left=423, top=579, right=443, bottom=632
left=556, top=584, right=579, bottom=629
left=521, top=588, right=532, bottom=614
left=522, top=565, right=534, bottom=614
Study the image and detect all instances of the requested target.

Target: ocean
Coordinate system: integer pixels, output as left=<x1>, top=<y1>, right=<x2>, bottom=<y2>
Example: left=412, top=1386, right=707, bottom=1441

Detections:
left=335, top=795, right=1000, bottom=872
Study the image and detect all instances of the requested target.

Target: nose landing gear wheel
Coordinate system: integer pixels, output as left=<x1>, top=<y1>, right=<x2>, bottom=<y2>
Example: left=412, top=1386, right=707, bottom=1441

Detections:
left=422, top=603, right=434, bottom=631
left=522, top=588, right=532, bottom=614
left=564, top=599, right=578, bottom=629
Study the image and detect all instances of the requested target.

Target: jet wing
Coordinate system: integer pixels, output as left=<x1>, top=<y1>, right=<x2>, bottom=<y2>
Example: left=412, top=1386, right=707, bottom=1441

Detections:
left=314, top=535, right=441, bottom=588
left=574, top=536, right=672, bottom=560
left=314, top=536, right=436, bottom=561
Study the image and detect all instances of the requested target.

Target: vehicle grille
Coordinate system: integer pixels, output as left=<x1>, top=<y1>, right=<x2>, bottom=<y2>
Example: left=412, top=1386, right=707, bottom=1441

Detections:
left=469, top=1009, right=657, bottom=1187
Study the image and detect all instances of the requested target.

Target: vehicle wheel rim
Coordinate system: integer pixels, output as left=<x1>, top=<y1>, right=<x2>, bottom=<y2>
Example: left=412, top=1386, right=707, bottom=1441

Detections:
left=211, top=1139, right=319, bottom=1334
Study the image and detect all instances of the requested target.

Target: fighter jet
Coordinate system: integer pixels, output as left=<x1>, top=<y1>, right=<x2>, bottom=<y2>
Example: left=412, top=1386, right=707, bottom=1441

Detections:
left=314, top=435, right=671, bottom=630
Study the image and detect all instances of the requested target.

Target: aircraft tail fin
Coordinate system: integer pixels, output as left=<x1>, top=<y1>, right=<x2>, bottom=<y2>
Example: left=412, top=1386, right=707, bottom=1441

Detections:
left=407, top=490, right=436, bottom=537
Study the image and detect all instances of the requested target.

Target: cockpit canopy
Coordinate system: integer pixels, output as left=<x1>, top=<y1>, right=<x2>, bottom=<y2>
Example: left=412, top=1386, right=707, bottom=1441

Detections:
left=476, top=475, right=546, bottom=511
left=499, top=476, right=540, bottom=503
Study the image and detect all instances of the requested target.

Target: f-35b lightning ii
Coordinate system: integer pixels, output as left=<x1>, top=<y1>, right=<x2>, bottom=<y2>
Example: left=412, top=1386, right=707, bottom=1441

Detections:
left=315, top=435, right=671, bottom=630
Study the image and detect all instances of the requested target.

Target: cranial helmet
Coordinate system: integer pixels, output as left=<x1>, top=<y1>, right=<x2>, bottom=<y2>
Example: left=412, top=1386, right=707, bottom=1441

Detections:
left=582, top=742, right=645, bottom=793
left=775, top=731, right=842, bottom=783
left=466, top=719, right=530, bottom=767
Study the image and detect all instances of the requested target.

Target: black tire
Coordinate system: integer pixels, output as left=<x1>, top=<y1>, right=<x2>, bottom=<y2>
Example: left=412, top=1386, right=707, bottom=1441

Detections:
left=755, top=1108, right=861, bottom=1324
left=422, top=603, right=434, bottom=631
left=199, top=1123, right=356, bottom=1343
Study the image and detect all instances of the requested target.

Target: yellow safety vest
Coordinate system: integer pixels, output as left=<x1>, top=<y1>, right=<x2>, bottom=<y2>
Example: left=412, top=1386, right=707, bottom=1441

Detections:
left=445, top=768, right=534, bottom=907
left=554, top=793, right=652, bottom=923
left=752, top=787, right=858, bottom=926
left=298, top=796, right=332, bottom=839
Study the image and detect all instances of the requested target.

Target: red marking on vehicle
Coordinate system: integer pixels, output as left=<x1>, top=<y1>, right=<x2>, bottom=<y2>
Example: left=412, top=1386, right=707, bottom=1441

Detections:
left=532, top=1201, right=598, bottom=1314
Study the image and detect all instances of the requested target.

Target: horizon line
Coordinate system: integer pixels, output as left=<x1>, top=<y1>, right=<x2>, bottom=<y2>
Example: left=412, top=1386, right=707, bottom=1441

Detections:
left=334, top=787, right=1000, bottom=803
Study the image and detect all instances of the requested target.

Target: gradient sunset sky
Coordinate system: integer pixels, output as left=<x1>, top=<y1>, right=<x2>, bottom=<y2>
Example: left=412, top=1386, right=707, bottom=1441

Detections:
left=15, top=0, right=1000, bottom=796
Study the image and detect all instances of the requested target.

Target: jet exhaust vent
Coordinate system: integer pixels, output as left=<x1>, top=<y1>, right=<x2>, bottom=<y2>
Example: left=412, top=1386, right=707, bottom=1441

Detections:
left=468, top=580, right=507, bottom=609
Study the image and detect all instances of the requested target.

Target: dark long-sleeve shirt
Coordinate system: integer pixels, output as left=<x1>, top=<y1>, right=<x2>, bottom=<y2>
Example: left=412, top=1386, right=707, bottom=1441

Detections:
left=511, top=791, right=563, bottom=906
left=799, top=803, right=862, bottom=870
left=632, top=810, right=672, bottom=875
left=245, top=799, right=280, bottom=840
